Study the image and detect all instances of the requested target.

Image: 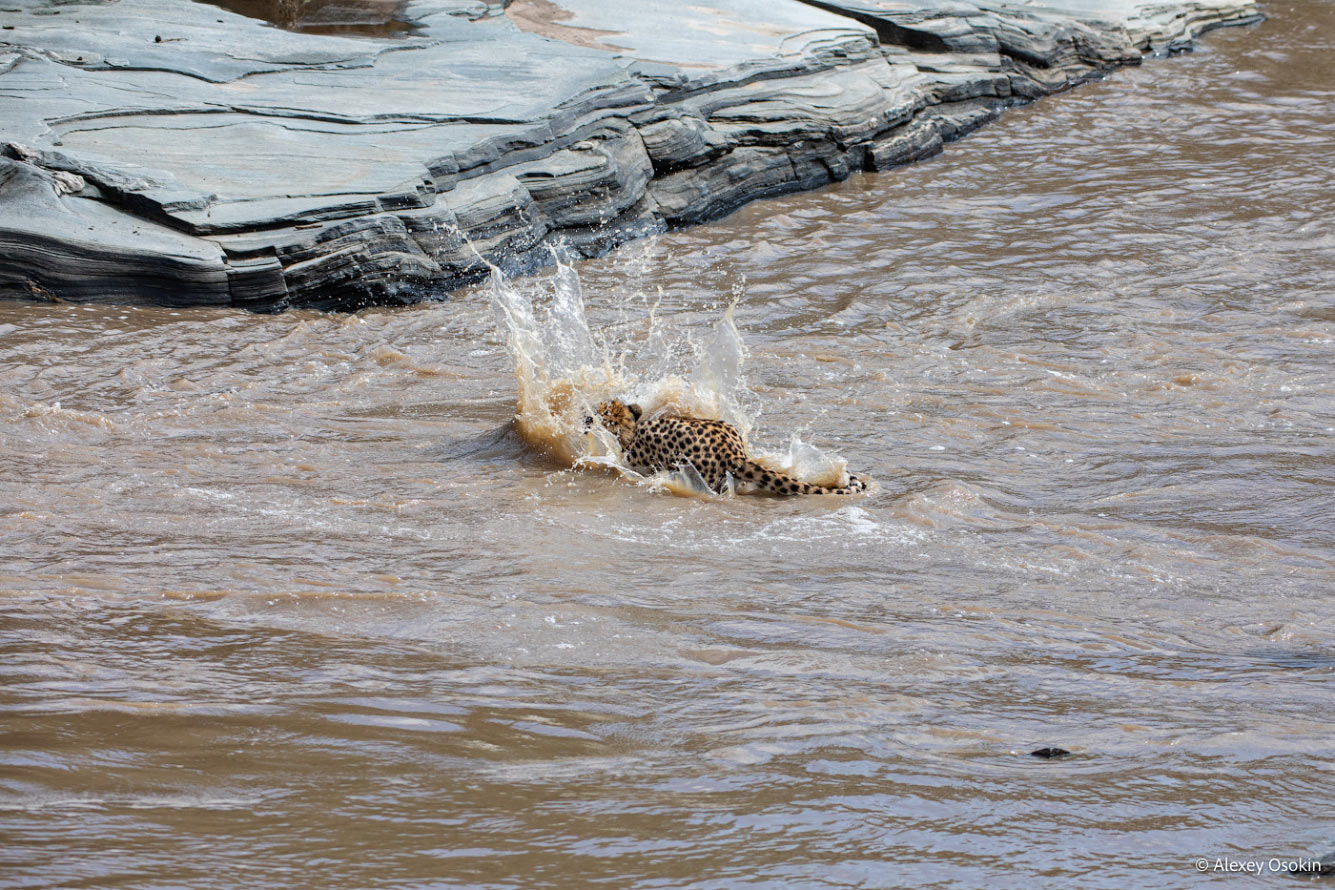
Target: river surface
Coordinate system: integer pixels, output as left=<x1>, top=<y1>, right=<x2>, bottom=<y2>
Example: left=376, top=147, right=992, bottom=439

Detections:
left=2, top=4, right=1333, bottom=888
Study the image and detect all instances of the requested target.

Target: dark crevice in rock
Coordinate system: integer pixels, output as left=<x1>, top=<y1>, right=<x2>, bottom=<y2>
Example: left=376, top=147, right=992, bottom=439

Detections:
left=791, top=0, right=952, bottom=53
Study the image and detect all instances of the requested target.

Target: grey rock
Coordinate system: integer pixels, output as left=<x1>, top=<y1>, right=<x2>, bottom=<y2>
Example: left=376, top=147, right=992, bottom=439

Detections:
left=0, top=0, right=1261, bottom=309
left=637, top=115, right=731, bottom=174
left=863, top=117, right=944, bottom=171
left=0, top=157, right=231, bottom=306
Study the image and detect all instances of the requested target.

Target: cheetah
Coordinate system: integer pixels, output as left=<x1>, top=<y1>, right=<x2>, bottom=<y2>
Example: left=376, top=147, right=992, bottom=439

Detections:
left=586, top=399, right=866, bottom=496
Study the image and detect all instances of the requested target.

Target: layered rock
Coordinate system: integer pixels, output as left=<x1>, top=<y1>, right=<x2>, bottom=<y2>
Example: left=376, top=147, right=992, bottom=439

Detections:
left=0, top=0, right=1261, bottom=310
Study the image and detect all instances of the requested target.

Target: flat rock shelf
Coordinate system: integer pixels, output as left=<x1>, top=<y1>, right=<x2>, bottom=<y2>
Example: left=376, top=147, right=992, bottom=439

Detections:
left=0, top=0, right=1261, bottom=310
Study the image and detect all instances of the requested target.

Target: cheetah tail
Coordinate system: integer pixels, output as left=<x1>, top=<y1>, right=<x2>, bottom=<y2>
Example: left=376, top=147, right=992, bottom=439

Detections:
left=734, top=459, right=866, bottom=496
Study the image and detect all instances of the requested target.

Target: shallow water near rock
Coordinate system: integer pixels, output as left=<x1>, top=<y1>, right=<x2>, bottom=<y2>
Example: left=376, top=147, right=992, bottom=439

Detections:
left=199, top=0, right=422, bottom=37
left=2, top=4, right=1333, bottom=888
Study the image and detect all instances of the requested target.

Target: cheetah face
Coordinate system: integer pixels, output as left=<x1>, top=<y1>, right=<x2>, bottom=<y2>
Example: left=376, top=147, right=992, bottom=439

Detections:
left=588, top=399, right=643, bottom=451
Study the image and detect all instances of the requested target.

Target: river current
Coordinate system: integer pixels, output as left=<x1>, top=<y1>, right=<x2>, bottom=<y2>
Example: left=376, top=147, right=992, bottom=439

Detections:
left=2, top=4, right=1332, bottom=888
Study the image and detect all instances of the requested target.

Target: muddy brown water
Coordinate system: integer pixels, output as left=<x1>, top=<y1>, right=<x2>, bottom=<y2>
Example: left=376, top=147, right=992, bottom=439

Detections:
left=3, top=4, right=1333, bottom=888
left=199, top=0, right=422, bottom=37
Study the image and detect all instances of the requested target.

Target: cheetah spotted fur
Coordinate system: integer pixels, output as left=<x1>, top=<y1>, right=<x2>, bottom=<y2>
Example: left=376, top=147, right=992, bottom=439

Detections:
left=588, top=400, right=865, bottom=496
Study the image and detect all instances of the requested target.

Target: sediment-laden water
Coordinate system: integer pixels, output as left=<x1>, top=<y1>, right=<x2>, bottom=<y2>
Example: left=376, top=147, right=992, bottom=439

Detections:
left=2, top=5, right=1333, bottom=887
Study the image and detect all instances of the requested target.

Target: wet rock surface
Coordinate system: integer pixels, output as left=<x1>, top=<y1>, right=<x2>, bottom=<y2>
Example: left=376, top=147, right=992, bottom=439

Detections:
left=0, top=0, right=1261, bottom=310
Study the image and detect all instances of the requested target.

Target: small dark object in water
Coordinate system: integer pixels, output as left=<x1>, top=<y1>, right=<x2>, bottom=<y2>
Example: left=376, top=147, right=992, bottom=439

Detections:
left=154, top=34, right=162, bottom=42
left=1030, top=747, right=1071, bottom=759
left=1290, top=851, right=1335, bottom=876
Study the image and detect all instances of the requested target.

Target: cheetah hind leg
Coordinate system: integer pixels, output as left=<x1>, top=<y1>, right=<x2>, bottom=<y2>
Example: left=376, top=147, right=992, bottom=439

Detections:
left=672, top=460, right=722, bottom=496
left=734, top=459, right=865, bottom=496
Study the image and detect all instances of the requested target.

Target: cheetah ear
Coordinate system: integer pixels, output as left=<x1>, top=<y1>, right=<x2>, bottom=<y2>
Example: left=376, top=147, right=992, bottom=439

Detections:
left=628, top=403, right=643, bottom=420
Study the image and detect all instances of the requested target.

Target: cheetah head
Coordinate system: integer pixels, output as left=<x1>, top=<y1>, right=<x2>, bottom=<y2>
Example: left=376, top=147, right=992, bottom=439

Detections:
left=586, top=399, right=642, bottom=451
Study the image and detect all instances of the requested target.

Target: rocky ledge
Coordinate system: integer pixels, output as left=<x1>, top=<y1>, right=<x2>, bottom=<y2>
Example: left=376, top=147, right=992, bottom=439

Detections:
left=0, top=0, right=1260, bottom=310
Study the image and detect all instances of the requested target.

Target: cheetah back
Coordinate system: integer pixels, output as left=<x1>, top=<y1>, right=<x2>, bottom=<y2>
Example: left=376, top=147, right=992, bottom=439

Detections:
left=594, top=399, right=865, bottom=496
left=624, top=414, right=746, bottom=494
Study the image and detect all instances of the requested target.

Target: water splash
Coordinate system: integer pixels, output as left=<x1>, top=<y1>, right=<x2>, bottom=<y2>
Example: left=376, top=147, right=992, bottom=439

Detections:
left=489, top=253, right=626, bottom=469
left=489, top=250, right=859, bottom=495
